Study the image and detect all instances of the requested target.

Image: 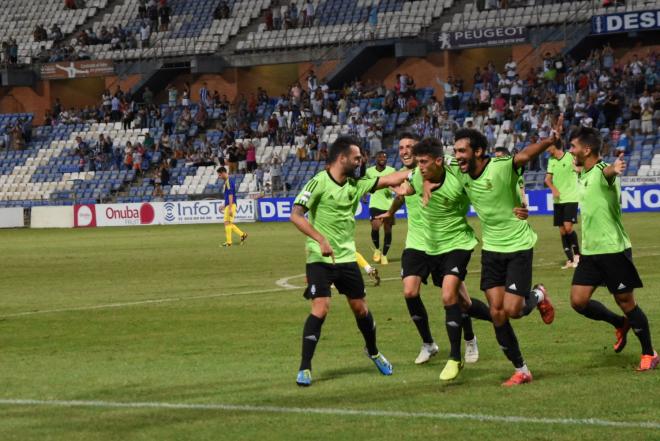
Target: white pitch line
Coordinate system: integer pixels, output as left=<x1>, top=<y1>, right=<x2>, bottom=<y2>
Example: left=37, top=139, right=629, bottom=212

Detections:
left=0, top=398, right=658, bottom=430
left=275, top=273, right=306, bottom=289
left=0, top=286, right=297, bottom=319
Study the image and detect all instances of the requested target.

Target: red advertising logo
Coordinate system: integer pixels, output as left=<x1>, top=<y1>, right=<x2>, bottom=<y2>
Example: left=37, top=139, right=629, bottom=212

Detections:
left=74, top=204, right=97, bottom=228
left=140, top=203, right=155, bottom=224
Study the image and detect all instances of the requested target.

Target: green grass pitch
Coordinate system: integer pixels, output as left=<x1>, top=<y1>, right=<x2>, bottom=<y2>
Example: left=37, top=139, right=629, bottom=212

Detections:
left=1, top=213, right=659, bottom=440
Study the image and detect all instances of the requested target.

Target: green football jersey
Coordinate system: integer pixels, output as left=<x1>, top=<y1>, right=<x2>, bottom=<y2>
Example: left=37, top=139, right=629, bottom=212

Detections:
left=577, top=161, right=631, bottom=255
left=294, top=170, right=378, bottom=264
left=461, top=156, right=537, bottom=252
left=366, top=165, right=396, bottom=210
left=547, top=152, right=579, bottom=203
left=402, top=168, right=426, bottom=252
left=409, top=159, right=477, bottom=255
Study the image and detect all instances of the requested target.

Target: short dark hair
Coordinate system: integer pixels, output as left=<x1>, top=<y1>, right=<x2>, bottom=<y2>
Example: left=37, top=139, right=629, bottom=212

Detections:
left=329, top=135, right=360, bottom=163
left=494, top=146, right=509, bottom=154
left=216, top=166, right=227, bottom=174
left=454, top=128, right=488, bottom=153
left=399, top=132, right=420, bottom=142
left=569, top=126, right=602, bottom=156
left=550, top=137, right=564, bottom=150
left=413, top=137, right=444, bottom=159
left=375, top=151, right=387, bottom=157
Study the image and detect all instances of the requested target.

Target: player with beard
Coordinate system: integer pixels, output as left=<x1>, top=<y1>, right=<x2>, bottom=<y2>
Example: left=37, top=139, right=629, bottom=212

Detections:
left=568, top=127, right=657, bottom=371
left=290, top=136, right=411, bottom=386
left=453, top=117, right=561, bottom=386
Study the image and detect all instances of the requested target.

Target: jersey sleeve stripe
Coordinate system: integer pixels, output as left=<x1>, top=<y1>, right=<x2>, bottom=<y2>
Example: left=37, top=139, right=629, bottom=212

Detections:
left=369, top=177, right=380, bottom=193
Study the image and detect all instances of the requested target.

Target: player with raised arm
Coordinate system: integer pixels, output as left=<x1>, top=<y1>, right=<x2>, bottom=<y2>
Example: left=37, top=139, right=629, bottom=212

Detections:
left=568, top=127, right=657, bottom=371
left=453, top=117, right=561, bottom=386
left=545, top=139, right=581, bottom=269
left=379, top=133, right=492, bottom=366
left=290, top=136, right=411, bottom=386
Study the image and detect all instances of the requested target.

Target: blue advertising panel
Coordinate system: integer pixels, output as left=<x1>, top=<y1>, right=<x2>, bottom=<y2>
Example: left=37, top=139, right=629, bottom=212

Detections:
left=592, top=10, right=660, bottom=35
left=257, top=185, right=660, bottom=221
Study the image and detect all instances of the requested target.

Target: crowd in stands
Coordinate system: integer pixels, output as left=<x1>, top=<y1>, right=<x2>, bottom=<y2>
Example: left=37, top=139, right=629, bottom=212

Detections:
left=406, top=45, right=659, bottom=170
left=30, top=0, right=171, bottom=64
left=265, top=0, right=316, bottom=31
left=4, top=40, right=658, bottom=197
left=1, top=39, right=19, bottom=66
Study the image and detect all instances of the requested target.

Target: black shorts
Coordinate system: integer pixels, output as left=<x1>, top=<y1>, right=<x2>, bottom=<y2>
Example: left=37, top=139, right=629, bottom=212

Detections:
left=480, top=248, right=533, bottom=297
left=553, top=202, right=579, bottom=226
left=401, top=248, right=431, bottom=283
left=572, top=249, right=643, bottom=294
left=429, top=249, right=473, bottom=286
left=304, top=262, right=366, bottom=300
left=369, top=207, right=388, bottom=220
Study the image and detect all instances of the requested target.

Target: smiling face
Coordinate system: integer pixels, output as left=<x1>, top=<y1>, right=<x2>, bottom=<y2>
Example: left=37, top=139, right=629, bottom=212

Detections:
left=339, top=144, right=363, bottom=177
left=399, top=138, right=417, bottom=169
left=375, top=152, right=387, bottom=168
left=569, top=137, right=590, bottom=167
left=454, top=138, right=480, bottom=174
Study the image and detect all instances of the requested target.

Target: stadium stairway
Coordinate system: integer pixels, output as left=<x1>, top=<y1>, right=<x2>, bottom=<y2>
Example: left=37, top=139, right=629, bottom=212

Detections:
left=326, top=40, right=397, bottom=89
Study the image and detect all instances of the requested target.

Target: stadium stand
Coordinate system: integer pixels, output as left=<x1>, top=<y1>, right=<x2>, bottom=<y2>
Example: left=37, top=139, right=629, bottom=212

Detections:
left=1, top=1, right=659, bottom=207
left=0, top=0, right=108, bottom=64
left=240, top=0, right=447, bottom=51
left=81, top=0, right=272, bottom=60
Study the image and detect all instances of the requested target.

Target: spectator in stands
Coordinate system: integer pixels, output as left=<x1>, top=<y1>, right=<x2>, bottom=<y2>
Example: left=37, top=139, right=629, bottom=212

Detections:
left=181, top=85, right=190, bottom=107
left=159, top=3, right=171, bottom=31
left=8, top=39, right=18, bottom=64
left=296, top=142, right=308, bottom=161
left=246, top=142, right=257, bottom=172
left=148, top=2, right=159, bottom=31
left=641, top=104, right=654, bottom=134
left=34, top=45, right=49, bottom=63
left=49, top=23, right=63, bottom=42
left=602, top=89, right=621, bottom=129
left=304, top=0, right=314, bottom=27
left=436, top=75, right=456, bottom=111
left=176, top=107, right=192, bottom=133
left=307, top=71, right=318, bottom=92
left=195, top=105, right=209, bottom=131
left=280, top=3, right=289, bottom=29
left=265, top=8, right=274, bottom=31
left=367, top=124, right=383, bottom=157
left=270, top=155, right=283, bottom=193
left=288, top=3, right=298, bottom=28
left=267, top=113, right=279, bottom=146
left=368, top=5, right=378, bottom=39
left=272, top=4, right=281, bottom=30
left=226, top=144, right=238, bottom=173
left=10, top=124, right=25, bottom=150
left=139, top=21, right=151, bottom=49
left=138, top=1, right=148, bottom=19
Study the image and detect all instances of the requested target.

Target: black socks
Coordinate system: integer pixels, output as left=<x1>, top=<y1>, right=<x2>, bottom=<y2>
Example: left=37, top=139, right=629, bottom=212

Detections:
left=405, top=296, right=434, bottom=344
left=574, top=300, right=625, bottom=328
left=626, top=306, right=654, bottom=356
left=371, top=230, right=379, bottom=249
left=383, top=232, right=392, bottom=256
left=356, top=311, right=378, bottom=356
left=445, top=304, right=463, bottom=361
left=467, top=297, right=492, bottom=322
left=494, top=321, right=524, bottom=368
left=300, top=314, right=325, bottom=370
